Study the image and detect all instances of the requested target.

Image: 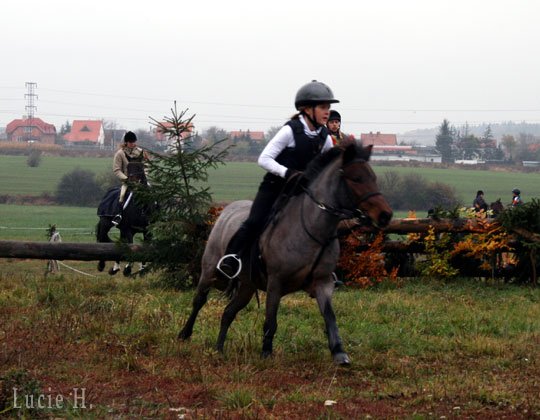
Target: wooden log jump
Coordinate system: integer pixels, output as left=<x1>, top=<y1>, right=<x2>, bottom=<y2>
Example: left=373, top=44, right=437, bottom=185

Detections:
left=0, top=240, right=146, bottom=261
left=0, top=218, right=532, bottom=261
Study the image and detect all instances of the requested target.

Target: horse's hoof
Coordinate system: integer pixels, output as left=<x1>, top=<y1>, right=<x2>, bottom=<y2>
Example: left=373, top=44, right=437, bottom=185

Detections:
left=108, top=268, right=119, bottom=276
left=261, top=350, right=273, bottom=359
left=178, top=329, right=191, bottom=341
left=123, top=266, right=132, bottom=277
left=97, top=261, right=105, bottom=272
left=333, top=352, right=351, bottom=366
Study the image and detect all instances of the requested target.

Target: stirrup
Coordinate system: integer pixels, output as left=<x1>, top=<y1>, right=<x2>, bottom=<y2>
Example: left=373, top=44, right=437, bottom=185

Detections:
left=111, top=214, right=122, bottom=226
left=216, top=254, right=242, bottom=280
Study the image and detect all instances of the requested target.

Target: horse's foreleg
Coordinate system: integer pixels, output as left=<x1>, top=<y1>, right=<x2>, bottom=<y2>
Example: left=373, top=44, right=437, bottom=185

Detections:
left=123, top=263, right=132, bottom=277
left=216, top=283, right=255, bottom=352
left=262, top=286, right=282, bottom=358
left=108, top=261, right=120, bottom=276
left=314, top=281, right=350, bottom=366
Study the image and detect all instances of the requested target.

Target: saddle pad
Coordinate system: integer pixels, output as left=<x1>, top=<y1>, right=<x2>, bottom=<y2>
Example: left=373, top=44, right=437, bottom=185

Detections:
left=97, top=187, right=121, bottom=217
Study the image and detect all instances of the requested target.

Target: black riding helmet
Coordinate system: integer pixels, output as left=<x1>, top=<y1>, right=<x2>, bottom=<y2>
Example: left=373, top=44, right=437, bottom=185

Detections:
left=512, top=188, right=520, bottom=195
left=124, top=131, right=137, bottom=143
left=295, top=80, right=339, bottom=110
left=328, top=110, right=341, bottom=122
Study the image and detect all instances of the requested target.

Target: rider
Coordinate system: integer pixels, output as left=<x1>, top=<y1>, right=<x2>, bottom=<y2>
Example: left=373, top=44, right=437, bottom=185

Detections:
left=112, top=131, right=148, bottom=225
left=217, top=80, right=339, bottom=279
left=327, top=110, right=345, bottom=146
left=511, top=188, right=522, bottom=207
left=472, top=190, right=488, bottom=213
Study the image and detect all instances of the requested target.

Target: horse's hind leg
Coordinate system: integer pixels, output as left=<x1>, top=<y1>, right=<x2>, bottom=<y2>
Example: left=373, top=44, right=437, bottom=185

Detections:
left=178, top=285, right=211, bottom=340
left=314, top=280, right=350, bottom=366
left=216, top=283, right=255, bottom=352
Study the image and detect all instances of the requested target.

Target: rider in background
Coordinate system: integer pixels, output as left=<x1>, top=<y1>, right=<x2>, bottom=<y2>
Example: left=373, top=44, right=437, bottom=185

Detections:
left=327, top=110, right=345, bottom=146
left=511, top=188, right=522, bottom=207
left=112, top=131, right=148, bottom=225
left=217, top=80, right=339, bottom=279
left=472, top=190, right=488, bottom=214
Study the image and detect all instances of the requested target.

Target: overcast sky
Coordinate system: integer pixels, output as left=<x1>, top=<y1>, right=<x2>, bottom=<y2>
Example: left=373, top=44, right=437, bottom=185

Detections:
left=2, top=0, right=540, bottom=140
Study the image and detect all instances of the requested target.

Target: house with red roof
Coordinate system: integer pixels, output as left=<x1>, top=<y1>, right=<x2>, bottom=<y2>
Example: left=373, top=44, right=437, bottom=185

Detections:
left=6, top=117, right=57, bottom=144
left=63, top=120, right=105, bottom=146
left=229, top=130, right=265, bottom=141
left=360, top=132, right=397, bottom=147
left=154, top=121, right=194, bottom=142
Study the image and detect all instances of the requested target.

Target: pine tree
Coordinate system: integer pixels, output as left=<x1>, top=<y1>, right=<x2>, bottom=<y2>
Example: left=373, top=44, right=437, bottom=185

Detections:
left=135, top=103, right=228, bottom=288
left=435, top=119, right=455, bottom=163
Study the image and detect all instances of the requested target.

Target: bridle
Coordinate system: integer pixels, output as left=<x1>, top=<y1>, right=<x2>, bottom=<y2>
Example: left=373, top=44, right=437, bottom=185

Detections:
left=301, top=158, right=382, bottom=227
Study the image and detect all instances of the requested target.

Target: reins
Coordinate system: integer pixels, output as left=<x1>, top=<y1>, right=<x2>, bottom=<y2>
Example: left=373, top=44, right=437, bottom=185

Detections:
left=298, top=157, right=382, bottom=288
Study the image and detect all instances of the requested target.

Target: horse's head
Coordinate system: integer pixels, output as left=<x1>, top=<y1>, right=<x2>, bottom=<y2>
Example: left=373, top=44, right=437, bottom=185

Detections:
left=127, top=162, right=146, bottom=184
left=340, top=142, right=393, bottom=228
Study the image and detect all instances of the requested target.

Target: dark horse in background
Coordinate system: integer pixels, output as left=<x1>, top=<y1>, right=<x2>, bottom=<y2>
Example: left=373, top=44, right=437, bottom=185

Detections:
left=178, top=141, right=393, bottom=365
left=96, top=163, right=153, bottom=276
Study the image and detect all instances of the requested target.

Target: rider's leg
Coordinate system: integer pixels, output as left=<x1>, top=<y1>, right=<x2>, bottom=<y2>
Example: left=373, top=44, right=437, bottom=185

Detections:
left=112, top=183, right=127, bottom=226
left=217, top=178, right=283, bottom=279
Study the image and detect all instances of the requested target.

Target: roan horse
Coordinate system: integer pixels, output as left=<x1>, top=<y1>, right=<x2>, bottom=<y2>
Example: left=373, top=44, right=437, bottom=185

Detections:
left=178, top=142, right=393, bottom=365
left=96, top=163, right=152, bottom=276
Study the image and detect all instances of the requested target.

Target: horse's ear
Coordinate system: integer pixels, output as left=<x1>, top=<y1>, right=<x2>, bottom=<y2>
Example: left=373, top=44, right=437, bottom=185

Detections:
left=362, top=144, right=373, bottom=161
left=342, top=142, right=357, bottom=164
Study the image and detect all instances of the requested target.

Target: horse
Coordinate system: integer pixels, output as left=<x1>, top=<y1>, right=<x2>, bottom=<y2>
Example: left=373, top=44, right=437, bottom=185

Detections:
left=96, top=164, right=153, bottom=276
left=490, top=198, right=504, bottom=218
left=178, top=142, right=393, bottom=365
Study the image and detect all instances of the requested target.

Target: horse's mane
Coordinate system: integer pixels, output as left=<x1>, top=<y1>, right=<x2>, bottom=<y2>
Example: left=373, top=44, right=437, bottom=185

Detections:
left=302, top=147, right=342, bottom=185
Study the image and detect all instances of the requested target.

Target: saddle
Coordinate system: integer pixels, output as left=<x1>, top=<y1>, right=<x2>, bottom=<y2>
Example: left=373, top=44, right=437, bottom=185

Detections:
left=97, top=187, right=121, bottom=217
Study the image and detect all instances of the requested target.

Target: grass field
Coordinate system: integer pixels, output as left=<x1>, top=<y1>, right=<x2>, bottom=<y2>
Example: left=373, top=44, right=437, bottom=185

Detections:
left=0, top=263, right=538, bottom=418
left=2, top=154, right=540, bottom=204
left=2, top=153, right=540, bottom=241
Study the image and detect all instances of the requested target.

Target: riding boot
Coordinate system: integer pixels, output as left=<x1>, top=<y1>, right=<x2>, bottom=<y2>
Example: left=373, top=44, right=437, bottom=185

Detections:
left=112, top=201, right=124, bottom=226
left=216, top=223, right=254, bottom=279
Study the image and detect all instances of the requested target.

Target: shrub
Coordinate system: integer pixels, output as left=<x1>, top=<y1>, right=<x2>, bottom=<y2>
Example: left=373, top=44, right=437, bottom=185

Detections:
left=26, top=149, right=42, bottom=167
left=378, top=171, right=460, bottom=210
left=55, top=167, right=102, bottom=206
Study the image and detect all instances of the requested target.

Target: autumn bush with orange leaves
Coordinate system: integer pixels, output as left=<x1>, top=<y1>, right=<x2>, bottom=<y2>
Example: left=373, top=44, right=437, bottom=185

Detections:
left=337, top=232, right=399, bottom=288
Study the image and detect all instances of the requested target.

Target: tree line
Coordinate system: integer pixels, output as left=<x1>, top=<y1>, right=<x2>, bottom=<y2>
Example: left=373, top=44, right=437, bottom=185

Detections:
left=435, top=119, right=540, bottom=163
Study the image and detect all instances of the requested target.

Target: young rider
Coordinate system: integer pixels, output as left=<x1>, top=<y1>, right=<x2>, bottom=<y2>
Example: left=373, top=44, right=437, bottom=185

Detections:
left=511, top=188, right=522, bottom=207
left=217, top=80, right=339, bottom=279
left=112, top=131, right=148, bottom=225
left=327, top=110, right=345, bottom=146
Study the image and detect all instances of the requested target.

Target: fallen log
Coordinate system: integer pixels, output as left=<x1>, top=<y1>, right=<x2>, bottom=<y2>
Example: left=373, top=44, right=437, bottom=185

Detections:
left=0, top=240, right=146, bottom=261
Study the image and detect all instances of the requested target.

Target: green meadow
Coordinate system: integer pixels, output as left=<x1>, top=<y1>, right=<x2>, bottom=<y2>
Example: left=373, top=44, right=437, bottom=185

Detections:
left=2, top=153, right=540, bottom=241
left=2, top=154, right=540, bottom=203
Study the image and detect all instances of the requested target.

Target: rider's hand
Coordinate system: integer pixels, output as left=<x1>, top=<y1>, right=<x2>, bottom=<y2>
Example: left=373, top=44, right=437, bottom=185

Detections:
left=285, top=169, right=303, bottom=181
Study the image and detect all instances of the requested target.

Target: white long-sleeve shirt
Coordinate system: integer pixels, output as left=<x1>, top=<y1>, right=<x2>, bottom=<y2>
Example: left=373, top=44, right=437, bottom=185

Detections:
left=258, top=115, right=333, bottom=178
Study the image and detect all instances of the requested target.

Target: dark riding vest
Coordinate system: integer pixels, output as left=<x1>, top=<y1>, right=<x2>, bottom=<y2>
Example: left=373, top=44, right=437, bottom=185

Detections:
left=263, top=119, right=328, bottom=183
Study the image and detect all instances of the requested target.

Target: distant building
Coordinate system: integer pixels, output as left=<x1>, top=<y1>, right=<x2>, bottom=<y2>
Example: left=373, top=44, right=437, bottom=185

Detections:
left=229, top=130, right=265, bottom=141
left=360, top=132, right=397, bottom=147
left=154, top=121, right=194, bottom=142
left=63, top=120, right=105, bottom=146
left=370, top=145, right=442, bottom=163
left=6, top=117, right=57, bottom=144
